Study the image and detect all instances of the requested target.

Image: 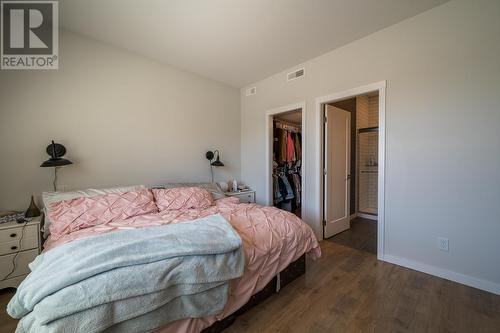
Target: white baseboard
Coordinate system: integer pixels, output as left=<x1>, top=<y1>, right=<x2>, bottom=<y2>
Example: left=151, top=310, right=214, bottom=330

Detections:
left=357, top=212, right=377, bottom=221
left=381, top=254, right=500, bottom=296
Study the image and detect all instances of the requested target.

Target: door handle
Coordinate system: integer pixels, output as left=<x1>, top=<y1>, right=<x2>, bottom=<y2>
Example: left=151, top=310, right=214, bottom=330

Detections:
left=346, top=174, right=351, bottom=180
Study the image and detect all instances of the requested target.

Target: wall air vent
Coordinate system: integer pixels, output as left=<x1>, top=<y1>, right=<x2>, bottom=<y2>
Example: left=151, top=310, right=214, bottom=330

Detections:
left=246, top=87, right=257, bottom=96
left=287, top=68, right=305, bottom=82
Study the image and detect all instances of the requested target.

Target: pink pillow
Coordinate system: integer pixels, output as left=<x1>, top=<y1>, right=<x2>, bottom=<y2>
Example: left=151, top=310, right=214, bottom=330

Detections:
left=152, top=187, right=214, bottom=211
left=48, top=189, right=158, bottom=239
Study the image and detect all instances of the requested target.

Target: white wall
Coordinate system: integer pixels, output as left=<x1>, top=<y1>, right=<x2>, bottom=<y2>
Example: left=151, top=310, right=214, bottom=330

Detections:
left=0, top=30, right=240, bottom=210
left=240, top=0, right=500, bottom=292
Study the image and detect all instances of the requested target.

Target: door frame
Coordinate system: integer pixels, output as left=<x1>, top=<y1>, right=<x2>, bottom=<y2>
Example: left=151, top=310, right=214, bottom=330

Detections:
left=265, top=102, right=306, bottom=207
left=315, top=81, right=386, bottom=259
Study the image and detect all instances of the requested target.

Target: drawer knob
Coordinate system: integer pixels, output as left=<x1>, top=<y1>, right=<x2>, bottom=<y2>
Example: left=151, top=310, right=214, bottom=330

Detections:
left=11, top=246, right=18, bottom=250
left=10, top=233, right=17, bottom=238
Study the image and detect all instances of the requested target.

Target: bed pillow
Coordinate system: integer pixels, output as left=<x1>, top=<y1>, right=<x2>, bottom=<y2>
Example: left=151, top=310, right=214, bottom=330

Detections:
left=152, top=187, right=214, bottom=211
left=161, top=182, right=225, bottom=200
left=42, top=185, right=145, bottom=238
left=48, top=188, right=157, bottom=239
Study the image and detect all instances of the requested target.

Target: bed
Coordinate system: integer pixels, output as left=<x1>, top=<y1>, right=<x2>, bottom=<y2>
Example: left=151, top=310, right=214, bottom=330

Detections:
left=8, top=184, right=320, bottom=333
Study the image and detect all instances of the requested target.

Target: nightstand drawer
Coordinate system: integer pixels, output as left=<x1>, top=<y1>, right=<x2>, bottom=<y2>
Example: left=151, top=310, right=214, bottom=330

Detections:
left=233, top=192, right=255, bottom=203
left=0, top=224, right=38, bottom=244
left=0, top=249, right=38, bottom=279
left=0, top=236, right=38, bottom=255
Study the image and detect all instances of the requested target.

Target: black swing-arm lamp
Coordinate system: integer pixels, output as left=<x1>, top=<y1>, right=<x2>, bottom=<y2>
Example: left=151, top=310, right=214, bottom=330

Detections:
left=40, top=140, right=72, bottom=191
left=206, top=149, right=224, bottom=182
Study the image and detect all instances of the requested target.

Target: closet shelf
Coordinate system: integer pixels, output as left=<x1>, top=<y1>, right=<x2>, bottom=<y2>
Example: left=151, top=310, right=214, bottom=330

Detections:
left=274, top=120, right=301, bottom=133
left=358, top=127, right=379, bottom=133
left=359, top=208, right=378, bottom=216
left=360, top=170, right=378, bottom=173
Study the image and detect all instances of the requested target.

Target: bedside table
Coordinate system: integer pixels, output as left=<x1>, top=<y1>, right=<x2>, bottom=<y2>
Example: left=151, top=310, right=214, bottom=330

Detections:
left=225, top=190, right=256, bottom=204
left=0, top=217, right=41, bottom=289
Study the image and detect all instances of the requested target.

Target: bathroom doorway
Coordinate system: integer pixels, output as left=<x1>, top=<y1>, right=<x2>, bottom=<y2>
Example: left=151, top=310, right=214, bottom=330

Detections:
left=316, top=81, right=385, bottom=258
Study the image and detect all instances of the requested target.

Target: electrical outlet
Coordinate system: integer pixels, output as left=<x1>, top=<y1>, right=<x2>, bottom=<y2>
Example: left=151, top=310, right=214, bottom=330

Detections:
left=438, top=237, right=449, bottom=252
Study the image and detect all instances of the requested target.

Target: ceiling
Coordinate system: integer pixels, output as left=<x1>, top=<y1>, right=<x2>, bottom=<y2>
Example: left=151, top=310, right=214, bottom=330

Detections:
left=60, top=0, right=448, bottom=87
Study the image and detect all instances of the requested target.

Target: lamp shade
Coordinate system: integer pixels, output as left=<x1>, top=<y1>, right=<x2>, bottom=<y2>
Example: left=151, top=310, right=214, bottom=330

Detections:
left=40, top=141, right=72, bottom=167
left=211, top=156, right=224, bottom=167
left=40, top=158, right=72, bottom=167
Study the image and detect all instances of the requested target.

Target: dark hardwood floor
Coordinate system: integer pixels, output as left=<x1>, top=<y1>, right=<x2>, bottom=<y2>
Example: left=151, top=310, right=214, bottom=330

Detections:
left=0, top=289, right=16, bottom=333
left=225, top=241, right=500, bottom=333
left=327, top=217, right=377, bottom=254
left=2, top=238, right=500, bottom=333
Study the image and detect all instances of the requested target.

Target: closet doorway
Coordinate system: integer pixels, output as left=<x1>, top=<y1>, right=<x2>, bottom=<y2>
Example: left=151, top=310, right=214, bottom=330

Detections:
left=317, top=81, right=386, bottom=258
left=266, top=103, right=305, bottom=218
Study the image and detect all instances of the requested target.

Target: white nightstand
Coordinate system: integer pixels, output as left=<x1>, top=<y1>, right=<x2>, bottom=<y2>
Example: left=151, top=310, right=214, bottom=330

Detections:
left=225, top=190, right=256, bottom=204
left=0, top=217, right=41, bottom=289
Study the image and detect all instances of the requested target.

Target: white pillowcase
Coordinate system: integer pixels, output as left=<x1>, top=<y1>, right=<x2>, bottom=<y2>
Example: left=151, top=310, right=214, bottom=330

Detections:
left=42, top=185, right=145, bottom=238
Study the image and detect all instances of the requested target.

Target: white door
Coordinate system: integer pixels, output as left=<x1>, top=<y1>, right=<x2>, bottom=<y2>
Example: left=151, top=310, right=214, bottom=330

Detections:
left=324, top=105, right=351, bottom=238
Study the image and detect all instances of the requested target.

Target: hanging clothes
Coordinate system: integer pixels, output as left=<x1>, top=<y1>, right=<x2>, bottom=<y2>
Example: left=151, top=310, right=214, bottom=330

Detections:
left=272, top=163, right=301, bottom=212
left=292, top=173, right=301, bottom=205
left=272, top=176, right=281, bottom=204
left=274, top=128, right=287, bottom=163
left=274, top=122, right=302, bottom=163
left=273, top=120, right=302, bottom=215
left=293, top=132, right=301, bottom=159
left=286, top=132, right=296, bottom=162
left=280, top=175, right=294, bottom=200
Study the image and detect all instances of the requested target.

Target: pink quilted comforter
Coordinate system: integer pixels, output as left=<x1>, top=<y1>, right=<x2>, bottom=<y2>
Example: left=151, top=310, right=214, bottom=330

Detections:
left=44, top=197, right=320, bottom=333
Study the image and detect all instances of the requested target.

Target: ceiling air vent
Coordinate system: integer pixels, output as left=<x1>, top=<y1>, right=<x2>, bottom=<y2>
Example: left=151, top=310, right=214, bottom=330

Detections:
left=246, top=87, right=257, bottom=96
left=287, top=68, right=305, bottom=82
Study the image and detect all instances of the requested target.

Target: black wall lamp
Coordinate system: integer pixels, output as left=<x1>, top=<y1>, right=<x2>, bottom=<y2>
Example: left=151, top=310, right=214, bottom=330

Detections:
left=40, top=140, right=72, bottom=191
left=206, top=149, right=224, bottom=182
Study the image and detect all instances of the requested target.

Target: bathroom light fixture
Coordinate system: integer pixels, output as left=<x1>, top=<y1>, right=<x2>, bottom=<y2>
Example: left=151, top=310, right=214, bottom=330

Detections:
left=206, top=150, right=224, bottom=182
left=40, top=140, right=73, bottom=191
